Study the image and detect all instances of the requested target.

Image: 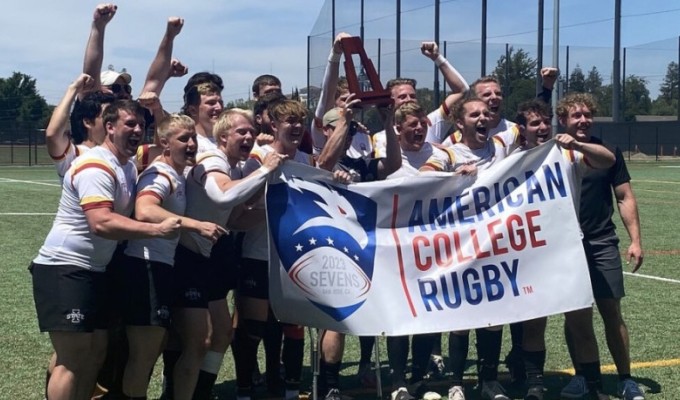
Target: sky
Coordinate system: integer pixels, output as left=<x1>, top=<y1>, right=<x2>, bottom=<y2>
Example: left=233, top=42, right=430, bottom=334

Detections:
left=1, top=0, right=679, bottom=109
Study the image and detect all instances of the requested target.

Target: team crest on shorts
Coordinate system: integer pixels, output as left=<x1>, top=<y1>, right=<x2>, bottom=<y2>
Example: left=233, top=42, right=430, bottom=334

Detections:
left=268, top=175, right=377, bottom=321
left=66, top=309, right=85, bottom=324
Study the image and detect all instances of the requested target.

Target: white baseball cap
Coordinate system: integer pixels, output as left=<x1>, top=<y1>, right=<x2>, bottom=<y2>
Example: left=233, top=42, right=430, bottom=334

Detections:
left=100, top=70, right=132, bottom=86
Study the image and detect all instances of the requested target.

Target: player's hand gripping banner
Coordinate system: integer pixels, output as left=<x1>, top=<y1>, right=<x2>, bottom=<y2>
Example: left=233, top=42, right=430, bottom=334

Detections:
left=266, top=142, right=593, bottom=336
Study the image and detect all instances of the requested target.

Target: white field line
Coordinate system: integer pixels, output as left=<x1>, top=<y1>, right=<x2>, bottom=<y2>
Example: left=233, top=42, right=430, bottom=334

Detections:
left=624, top=271, right=680, bottom=284
left=636, top=179, right=680, bottom=185
left=0, top=212, right=55, bottom=216
left=0, top=177, right=60, bottom=187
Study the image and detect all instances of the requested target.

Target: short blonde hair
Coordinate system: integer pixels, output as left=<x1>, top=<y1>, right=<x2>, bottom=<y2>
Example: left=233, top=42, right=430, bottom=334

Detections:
left=155, top=113, right=195, bottom=141
left=556, top=92, right=599, bottom=118
left=212, top=108, right=254, bottom=141
left=269, top=99, right=308, bottom=123
left=394, top=101, right=425, bottom=125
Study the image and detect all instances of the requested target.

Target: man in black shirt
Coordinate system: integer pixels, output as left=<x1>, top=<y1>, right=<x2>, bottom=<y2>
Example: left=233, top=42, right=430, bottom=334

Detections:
left=557, top=93, right=645, bottom=400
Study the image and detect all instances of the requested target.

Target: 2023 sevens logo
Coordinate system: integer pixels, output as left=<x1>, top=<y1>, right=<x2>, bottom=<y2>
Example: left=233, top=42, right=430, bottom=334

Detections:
left=267, top=176, right=377, bottom=321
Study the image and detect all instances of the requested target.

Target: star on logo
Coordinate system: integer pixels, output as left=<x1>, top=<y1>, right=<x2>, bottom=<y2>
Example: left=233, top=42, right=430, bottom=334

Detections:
left=354, top=255, right=359, bottom=261
left=326, top=237, right=335, bottom=246
left=295, top=243, right=303, bottom=252
left=343, top=246, right=349, bottom=253
left=309, top=237, right=317, bottom=245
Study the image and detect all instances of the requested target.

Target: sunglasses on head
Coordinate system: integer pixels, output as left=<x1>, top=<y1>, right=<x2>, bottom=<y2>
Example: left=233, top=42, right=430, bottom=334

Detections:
left=109, top=83, right=132, bottom=94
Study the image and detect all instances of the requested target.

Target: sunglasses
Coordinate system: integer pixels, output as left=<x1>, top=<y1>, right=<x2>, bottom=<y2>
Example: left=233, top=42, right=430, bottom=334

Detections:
left=109, top=83, right=132, bottom=94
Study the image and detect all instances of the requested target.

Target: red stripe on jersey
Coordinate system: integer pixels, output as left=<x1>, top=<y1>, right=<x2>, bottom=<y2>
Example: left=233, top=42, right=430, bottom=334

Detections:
left=137, top=190, right=163, bottom=201
left=71, top=161, right=116, bottom=189
left=81, top=201, right=114, bottom=212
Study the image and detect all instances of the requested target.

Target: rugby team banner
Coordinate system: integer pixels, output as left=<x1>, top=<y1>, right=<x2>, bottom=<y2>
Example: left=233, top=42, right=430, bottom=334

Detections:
left=265, top=142, right=594, bottom=336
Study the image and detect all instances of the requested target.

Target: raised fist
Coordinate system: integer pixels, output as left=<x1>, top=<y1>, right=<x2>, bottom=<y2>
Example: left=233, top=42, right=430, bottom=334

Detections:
left=169, top=59, right=188, bottom=78
left=166, top=17, right=184, bottom=38
left=421, top=41, right=440, bottom=61
left=93, top=3, right=117, bottom=28
left=333, top=32, right=352, bottom=54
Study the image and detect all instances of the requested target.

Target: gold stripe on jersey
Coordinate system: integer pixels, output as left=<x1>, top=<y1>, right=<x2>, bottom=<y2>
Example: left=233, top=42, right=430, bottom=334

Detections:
left=137, top=190, right=163, bottom=201
left=71, top=159, right=116, bottom=189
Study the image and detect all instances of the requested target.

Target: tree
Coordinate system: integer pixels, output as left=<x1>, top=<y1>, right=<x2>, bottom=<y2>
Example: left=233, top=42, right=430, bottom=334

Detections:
left=622, top=75, right=651, bottom=121
left=568, top=65, right=586, bottom=93
left=658, top=61, right=678, bottom=104
left=585, top=66, right=604, bottom=95
left=491, top=47, right=538, bottom=117
left=0, top=72, right=51, bottom=141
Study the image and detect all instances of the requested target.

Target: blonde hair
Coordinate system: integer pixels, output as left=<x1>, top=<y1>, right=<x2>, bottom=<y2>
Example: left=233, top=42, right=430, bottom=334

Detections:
left=212, top=108, right=254, bottom=141
left=155, top=113, right=195, bottom=141
left=394, top=101, right=425, bottom=125
left=269, top=99, right=308, bottom=123
left=556, top=92, right=599, bottom=118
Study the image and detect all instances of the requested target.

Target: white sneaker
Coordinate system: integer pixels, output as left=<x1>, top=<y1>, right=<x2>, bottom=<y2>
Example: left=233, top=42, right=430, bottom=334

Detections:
left=422, top=391, right=442, bottom=400
left=480, top=380, right=509, bottom=400
left=448, top=385, right=465, bottom=400
left=561, top=375, right=588, bottom=399
left=392, top=387, right=415, bottom=400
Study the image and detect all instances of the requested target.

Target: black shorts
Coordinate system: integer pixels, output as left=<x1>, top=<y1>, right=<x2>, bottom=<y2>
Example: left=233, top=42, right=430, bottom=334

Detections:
left=30, top=263, right=111, bottom=332
left=205, top=232, right=242, bottom=301
left=583, top=235, right=625, bottom=299
left=238, top=258, right=269, bottom=299
left=173, top=244, right=211, bottom=308
left=113, top=255, right=173, bottom=327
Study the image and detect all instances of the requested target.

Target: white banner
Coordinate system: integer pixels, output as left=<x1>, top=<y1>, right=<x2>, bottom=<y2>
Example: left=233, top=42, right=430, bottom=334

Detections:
left=266, top=142, right=593, bottom=336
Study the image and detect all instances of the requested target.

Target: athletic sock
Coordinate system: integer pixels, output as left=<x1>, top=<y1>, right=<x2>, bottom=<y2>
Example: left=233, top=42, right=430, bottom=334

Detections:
left=320, top=359, right=341, bottom=392
left=386, top=335, right=409, bottom=388
left=161, top=349, right=181, bottom=399
left=359, top=336, right=375, bottom=365
left=476, top=328, right=503, bottom=382
left=192, top=351, right=224, bottom=400
left=581, top=361, right=603, bottom=391
left=282, top=337, right=305, bottom=390
left=411, top=333, right=436, bottom=382
left=523, top=349, right=546, bottom=387
left=448, top=333, right=469, bottom=386
left=619, top=373, right=632, bottom=381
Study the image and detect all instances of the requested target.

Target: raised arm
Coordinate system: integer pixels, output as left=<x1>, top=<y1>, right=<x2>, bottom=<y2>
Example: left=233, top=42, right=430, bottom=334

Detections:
left=376, top=107, right=401, bottom=179
left=316, top=95, right=361, bottom=171
left=315, top=32, right=351, bottom=119
left=83, top=3, right=117, bottom=91
left=421, top=41, right=469, bottom=111
left=614, top=182, right=643, bottom=272
left=46, top=74, right=94, bottom=158
left=141, top=17, right=187, bottom=95
left=537, top=67, right=558, bottom=103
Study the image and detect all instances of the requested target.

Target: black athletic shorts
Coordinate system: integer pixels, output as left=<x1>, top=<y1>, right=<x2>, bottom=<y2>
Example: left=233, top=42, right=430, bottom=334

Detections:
left=172, top=244, right=211, bottom=308
left=583, top=234, right=625, bottom=299
left=30, top=263, right=111, bottom=332
left=114, top=255, right=173, bottom=327
left=205, top=232, right=242, bottom=301
left=238, top=258, right=269, bottom=299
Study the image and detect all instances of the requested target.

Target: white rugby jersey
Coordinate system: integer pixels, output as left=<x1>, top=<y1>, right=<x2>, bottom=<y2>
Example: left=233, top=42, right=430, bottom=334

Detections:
left=52, top=143, right=91, bottom=182
left=450, top=126, right=520, bottom=171
left=34, top=146, right=137, bottom=272
left=179, top=149, right=242, bottom=257
left=241, top=144, right=314, bottom=261
left=387, top=142, right=456, bottom=179
left=374, top=105, right=451, bottom=157
left=124, top=161, right=185, bottom=265
left=196, top=134, right=217, bottom=154
left=442, top=118, right=519, bottom=147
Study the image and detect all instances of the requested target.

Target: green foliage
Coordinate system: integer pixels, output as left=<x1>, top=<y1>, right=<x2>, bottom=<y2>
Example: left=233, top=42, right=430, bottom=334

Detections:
left=0, top=72, right=51, bottom=135
left=491, top=47, right=538, bottom=119
left=657, top=61, right=678, bottom=104
left=568, top=65, right=586, bottom=93
left=623, top=75, right=652, bottom=121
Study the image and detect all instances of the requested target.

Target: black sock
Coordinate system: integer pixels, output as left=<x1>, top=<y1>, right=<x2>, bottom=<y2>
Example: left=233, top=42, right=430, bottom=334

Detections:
left=232, top=327, right=262, bottom=390
left=581, top=361, right=603, bottom=391
left=320, top=359, right=341, bottom=392
left=523, top=350, right=546, bottom=387
left=359, top=336, right=375, bottom=365
left=619, top=373, right=632, bottom=381
left=431, top=333, right=442, bottom=355
left=448, top=333, right=469, bottom=386
left=509, top=322, right=523, bottom=349
left=411, top=334, right=436, bottom=383
left=476, top=328, right=502, bottom=382
left=192, top=369, right=218, bottom=400
left=282, top=337, right=304, bottom=389
left=161, top=349, right=181, bottom=399
left=263, top=317, right=283, bottom=386
left=387, top=336, right=409, bottom=388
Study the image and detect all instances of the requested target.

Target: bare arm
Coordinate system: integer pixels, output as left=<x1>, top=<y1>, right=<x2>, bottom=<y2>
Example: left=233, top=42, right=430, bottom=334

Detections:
left=555, top=134, right=615, bottom=169
left=135, top=193, right=225, bottom=242
left=421, top=41, right=469, bottom=111
left=46, top=74, right=94, bottom=158
left=83, top=4, right=117, bottom=91
left=376, top=108, right=401, bottom=179
left=315, top=32, right=351, bottom=119
left=84, top=207, right=180, bottom=241
left=141, top=17, right=187, bottom=95
left=614, top=182, right=644, bottom=272
left=316, top=94, right=361, bottom=171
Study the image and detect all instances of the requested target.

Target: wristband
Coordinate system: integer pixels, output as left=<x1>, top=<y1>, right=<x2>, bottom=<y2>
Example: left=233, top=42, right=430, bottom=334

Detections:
left=434, top=54, right=446, bottom=67
left=259, top=166, right=271, bottom=175
left=329, top=50, right=341, bottom=63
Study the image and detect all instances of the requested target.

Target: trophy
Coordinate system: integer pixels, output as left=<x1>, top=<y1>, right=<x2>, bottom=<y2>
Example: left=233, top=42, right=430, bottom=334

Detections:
left=340, top=36, right=392, bottom=107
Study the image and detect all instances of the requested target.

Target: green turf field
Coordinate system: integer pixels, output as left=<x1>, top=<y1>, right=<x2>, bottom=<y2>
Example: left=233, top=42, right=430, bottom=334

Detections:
left=1, top=162, right=678, bottom=399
